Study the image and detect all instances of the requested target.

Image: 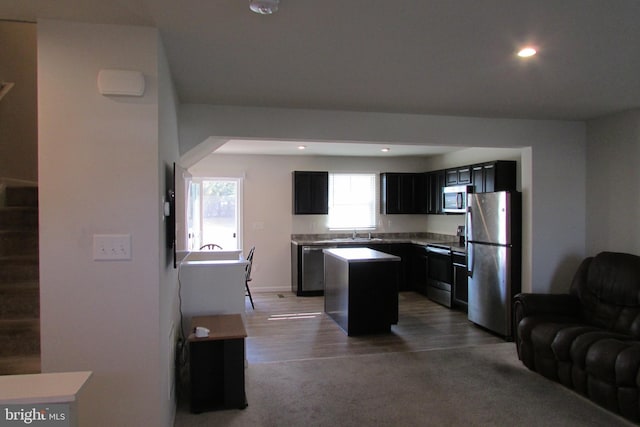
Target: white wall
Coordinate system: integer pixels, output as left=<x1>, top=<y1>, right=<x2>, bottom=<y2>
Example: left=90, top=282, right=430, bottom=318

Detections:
left=38, top=20, right=177, bottom=427
left=157, top=37, right=181, bottom=425
left=180, top=105, right=587, bottom=294
left=0, top=21, right=38, bottom=183
left=586, top=110, right=640, bottom=255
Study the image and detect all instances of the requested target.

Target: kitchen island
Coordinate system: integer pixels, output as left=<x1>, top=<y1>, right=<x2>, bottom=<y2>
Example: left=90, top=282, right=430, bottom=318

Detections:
left=323, top=247, right=401, bottom=336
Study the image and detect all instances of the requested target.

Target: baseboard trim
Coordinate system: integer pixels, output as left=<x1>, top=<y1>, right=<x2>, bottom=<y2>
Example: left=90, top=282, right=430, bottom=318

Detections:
left=251, top=286, right=292, bottom=293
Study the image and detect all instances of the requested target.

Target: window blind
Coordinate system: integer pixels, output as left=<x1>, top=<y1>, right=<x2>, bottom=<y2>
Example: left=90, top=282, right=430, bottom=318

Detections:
left=328, top=173, right=377, bottom=229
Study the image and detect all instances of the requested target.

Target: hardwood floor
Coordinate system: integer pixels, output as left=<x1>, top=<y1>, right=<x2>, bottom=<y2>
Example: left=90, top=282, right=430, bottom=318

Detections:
left=243, top=291, right=506, bottom=364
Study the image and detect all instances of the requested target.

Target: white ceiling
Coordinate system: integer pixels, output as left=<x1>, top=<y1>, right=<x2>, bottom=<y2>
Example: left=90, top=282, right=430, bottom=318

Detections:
left=2, top=0, right=639, bottom=156
left=215, top=139, right=462, bottom=157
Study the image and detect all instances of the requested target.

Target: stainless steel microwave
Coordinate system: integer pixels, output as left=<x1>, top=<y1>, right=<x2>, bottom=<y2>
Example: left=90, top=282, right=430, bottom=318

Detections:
left=442, top=185, right=472, bottom=213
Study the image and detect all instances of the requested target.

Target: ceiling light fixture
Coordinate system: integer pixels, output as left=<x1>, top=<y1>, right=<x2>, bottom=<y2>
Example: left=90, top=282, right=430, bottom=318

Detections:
left=381, top=147, right=390, bottom=152
left=517, top=47, right=537, bottom=58
left=297, top=145, right=306, bottom=150
left=250, top=0, right=279, bottom=15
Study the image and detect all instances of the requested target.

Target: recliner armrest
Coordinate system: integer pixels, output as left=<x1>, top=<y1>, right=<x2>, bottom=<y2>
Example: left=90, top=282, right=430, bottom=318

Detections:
left=513, top=293, right=582, bottom=319
left=512, top=293, right=583, bottom=361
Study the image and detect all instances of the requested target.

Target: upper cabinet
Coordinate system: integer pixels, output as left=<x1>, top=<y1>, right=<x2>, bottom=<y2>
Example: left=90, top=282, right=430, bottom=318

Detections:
left=426, top=170, right=445, bottom=214
left=445, top=161, right=516, bottom=193
left=380, top=173, right=427, bottom=214
left=294, top=161, right=516, bottom=217
left=445, top=166, right=472, bottom=186
left=381, top=160, right=516, bottom=216
left=293, top=171, right=329, bottom=215
left=470, top=161, right=516, bottom=193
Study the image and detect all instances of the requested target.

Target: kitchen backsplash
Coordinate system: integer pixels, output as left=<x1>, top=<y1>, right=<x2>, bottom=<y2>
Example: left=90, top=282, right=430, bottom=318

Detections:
left=291, top=231, right=458, bottom=242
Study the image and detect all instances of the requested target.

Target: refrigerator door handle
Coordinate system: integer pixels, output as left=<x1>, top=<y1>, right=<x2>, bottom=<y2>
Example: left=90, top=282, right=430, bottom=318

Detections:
left=466, top=204, right=473, bottom=277
left=466, top=203, right=473, bottom=242
left=467, top=243, right=474, bottom=278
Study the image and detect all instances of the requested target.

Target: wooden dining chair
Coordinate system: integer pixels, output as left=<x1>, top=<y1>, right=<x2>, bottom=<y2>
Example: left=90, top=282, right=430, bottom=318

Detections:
left=199, top=243, right=223, bottom=250
left=245, top=247, right=255, bottom=309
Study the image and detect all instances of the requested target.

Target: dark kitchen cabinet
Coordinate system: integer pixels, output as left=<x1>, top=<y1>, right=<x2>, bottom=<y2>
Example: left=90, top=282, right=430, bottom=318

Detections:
left=367, top=243, right=412, bottom=290
left=380, top=173, right=427, bottom=214
left=471, top=161, right=516, bottom=193
left=414, top=173, right=428, bottom=214
left=293, top=171, right=328, bottom=214
left=426, top=170, right=445, bottom=214
left=380, top=173, right=400, bottom=214
left=411, top=244, right=429, bottom=295
left=445, top=166, right=472, bottom=186
left=452, top=251, right=468, bottom=310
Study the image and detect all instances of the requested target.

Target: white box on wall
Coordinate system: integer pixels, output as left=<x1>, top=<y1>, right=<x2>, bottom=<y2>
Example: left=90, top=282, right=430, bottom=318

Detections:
left=97, top=69, right=145, bottom=96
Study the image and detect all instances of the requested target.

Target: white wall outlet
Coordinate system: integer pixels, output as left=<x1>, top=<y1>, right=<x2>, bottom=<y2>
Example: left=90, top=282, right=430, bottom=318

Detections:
left=93, top=234, right=132, bottom=261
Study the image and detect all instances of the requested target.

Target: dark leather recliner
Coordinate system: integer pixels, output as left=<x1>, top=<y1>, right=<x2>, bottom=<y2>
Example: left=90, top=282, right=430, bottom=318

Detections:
left=513, top=251, right=640, bottom=422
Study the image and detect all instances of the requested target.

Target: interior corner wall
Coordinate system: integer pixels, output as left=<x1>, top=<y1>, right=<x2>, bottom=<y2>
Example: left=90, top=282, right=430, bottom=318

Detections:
left=157, top=36, right=181, bottom=426
left=38, top=20, right=165, bottom=426
left=0, top=21, right=38, bottom=183
left=586, top=110, right=640, bottom=255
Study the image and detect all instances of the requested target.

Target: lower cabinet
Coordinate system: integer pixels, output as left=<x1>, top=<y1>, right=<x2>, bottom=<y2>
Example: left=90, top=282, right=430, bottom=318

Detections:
left=367, top=243, right=412, bottom=291
left=291, top=241, right=464, bottom=302
left=411, top=245, right=429, bottom=295
left=452, top=251, right=468, bottom=310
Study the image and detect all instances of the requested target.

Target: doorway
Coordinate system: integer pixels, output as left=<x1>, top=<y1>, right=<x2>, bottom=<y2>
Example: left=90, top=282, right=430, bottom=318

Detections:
left=187, top=178, right=242, bottom=250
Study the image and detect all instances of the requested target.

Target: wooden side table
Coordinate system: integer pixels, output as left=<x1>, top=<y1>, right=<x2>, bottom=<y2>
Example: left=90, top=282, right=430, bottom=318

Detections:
left=188, top=314, right=248, bottom=413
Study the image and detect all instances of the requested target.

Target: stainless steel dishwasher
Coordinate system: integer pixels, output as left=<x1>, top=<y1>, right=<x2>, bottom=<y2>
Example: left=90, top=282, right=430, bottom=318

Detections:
left=301, top=246, right=335, bottom=292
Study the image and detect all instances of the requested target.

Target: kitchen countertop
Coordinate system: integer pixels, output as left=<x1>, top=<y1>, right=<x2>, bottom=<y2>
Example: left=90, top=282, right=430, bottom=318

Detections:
left=323, top=247, right=402, bottom=263
left=291, top=233, right=466, bottom=252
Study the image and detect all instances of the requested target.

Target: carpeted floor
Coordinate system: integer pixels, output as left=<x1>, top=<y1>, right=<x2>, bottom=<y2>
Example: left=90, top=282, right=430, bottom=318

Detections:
left=174, top=342, right=634, bottom=426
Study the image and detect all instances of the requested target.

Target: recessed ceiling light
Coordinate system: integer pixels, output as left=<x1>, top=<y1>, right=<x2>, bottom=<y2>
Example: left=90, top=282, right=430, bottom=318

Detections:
left=381, top=147, right=390, bottom=152
left=297, top=145, right=306, bottom=150
left=517, top=47, right=537, bottom=58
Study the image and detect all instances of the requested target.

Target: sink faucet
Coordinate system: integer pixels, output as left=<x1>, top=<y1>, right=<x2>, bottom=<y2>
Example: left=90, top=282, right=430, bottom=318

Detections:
left=352, top=229, right=357, bottom=239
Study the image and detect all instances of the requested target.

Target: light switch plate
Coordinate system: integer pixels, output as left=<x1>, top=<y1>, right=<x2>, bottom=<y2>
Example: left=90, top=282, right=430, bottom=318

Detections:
left=93, top=234, right=132, bottom=261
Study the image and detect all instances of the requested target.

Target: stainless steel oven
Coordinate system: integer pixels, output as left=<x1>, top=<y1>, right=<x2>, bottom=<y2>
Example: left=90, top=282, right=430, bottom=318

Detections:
left=426, top=245, right=453, bottom=307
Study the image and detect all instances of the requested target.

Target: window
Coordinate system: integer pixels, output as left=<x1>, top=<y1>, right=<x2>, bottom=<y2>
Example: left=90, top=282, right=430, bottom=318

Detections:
left=328, top=173, right=377, bottom=230
left=187, top=178, right=242, bottom=250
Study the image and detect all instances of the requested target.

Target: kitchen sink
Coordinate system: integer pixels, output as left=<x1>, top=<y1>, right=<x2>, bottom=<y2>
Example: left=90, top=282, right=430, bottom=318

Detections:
left=310, top=237, right=384, bottom=244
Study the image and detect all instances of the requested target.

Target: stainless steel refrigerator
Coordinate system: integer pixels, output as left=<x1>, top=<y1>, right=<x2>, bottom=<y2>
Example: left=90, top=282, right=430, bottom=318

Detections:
left=466, top=191, right=521, bottom=339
